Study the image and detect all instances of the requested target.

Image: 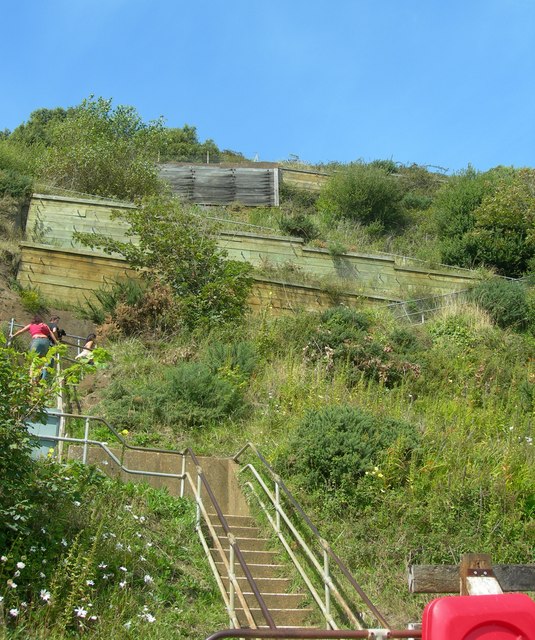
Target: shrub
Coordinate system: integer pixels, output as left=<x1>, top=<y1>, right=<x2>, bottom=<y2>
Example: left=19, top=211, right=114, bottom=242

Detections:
left=317, top=163, right=404, bottom=228
left=278, top=212, right=319, bottom=241
left=204, top=340, right=257, bottom=384
left=467, top=278, right=532, bottom=331
left=79, top=277, right=182, bottom=337
left=75, top=194, right=253, bottom=329
left=0, top=168, right=33, bottom=199
left=150, top=362, right=245, bottom=429
left=285, top=405, right=419, bottom=493
left=401, top=192, right=433, bottom=210
left=302, top=307, right=421, bottom=387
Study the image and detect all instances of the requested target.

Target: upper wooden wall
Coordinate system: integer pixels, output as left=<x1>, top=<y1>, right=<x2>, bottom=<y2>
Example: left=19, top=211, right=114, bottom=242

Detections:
left=24, top=194, right=479, bottom=302
left=280, top=167, right=330, bottom=192
left=158, top=165, right=279, bottom=206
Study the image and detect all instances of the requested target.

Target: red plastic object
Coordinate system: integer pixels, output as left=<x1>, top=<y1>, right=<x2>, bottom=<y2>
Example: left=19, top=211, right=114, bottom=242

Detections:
left=422, top=593, right=535, bottom=640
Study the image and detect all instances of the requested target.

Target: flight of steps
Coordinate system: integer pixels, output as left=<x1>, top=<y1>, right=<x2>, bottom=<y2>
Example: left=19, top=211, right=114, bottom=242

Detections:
left=208, top=513, right=316, bottom=629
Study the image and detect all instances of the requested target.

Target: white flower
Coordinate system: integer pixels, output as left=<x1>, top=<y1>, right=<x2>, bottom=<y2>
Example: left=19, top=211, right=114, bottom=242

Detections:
left=0, top=555, right=7, bottom=562
left=139, top=555, right=146, bottom=562
left=98, top=563, right=107, bottom=569
left=139, top=516, right=146, bottom=523
left=7, top=579, right=17, bottom=589
left=124, top=621, right=132, bottom=629
left=61, top=538, right=68, bottom=547
left=86, top=580, right=94, bottom=586
left=16, top=561, right=25, bottom=569
left=119, top=580, right=127, bottom=588
left=21, top=601, right=27, bottom=608
left=39, top=572, right=46, bottom=578
left=75, top=606, right=88, bottom=618
left=115, top=542, right=124, bottom=550
left=140, top=612, right=156, bottom=623
left=9, top=608, right=19, bottom=617
left=14, top=570, right=20, bottom=577
left=73, top=500, right=81, bottom=507
left=90, top=615, right=97, bottom=621
left=143, top=574, right=154, bottom=584
left=40, top=589, right=51, bottom=602
left=119, top=566, right=127, bottom=572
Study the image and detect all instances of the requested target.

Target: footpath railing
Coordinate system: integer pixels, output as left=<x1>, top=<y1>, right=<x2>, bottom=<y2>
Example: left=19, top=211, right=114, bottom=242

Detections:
left=234, top=443, right=389, bottom=631
left=34, top=412, right=277, bottom=630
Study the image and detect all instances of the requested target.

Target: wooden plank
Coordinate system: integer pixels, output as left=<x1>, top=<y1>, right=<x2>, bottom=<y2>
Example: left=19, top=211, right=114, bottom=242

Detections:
left=460, top=554, right=503, bottom=596
left=408, top=563, right=535, bottom=593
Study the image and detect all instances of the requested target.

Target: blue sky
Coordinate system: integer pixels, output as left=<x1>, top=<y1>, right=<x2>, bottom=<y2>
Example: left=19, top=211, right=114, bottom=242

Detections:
left=2, top=0, right=534, bottom=172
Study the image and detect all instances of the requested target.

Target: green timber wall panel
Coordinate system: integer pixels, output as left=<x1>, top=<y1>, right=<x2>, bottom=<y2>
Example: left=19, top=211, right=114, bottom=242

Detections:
left=25, top=194, right=480, bottom=300
left=18, top=244, right=389, bottom=315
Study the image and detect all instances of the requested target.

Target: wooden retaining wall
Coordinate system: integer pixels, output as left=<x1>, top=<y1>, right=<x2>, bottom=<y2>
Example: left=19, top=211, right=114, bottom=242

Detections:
left=18, top=243, right=385, bottom=314
left=158, top=164, right=279, bottom=206
left=24, top=194, right=479, bottom=301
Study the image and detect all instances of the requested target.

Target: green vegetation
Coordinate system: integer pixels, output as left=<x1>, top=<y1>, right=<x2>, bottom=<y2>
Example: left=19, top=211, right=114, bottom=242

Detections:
left=0, top=334, right=224, bottom=638
left=74, top=194, right=253, bottom=330
left=2, top=97, right=535, bottom=635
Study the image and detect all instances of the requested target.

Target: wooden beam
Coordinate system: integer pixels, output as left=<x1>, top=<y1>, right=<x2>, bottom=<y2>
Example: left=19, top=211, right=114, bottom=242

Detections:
left=459, top=553, right=503, bottom=595
left=409, top=563, right=535, bottom=593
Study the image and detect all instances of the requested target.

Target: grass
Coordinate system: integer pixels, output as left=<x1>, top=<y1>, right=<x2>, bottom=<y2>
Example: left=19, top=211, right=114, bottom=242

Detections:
left=0, top=468, right=227, bottom=639
left=86, top=302, right=535, bottom=626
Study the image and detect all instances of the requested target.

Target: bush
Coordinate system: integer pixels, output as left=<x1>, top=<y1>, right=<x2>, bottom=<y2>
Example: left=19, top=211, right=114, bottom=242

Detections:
left=204, top=340, right=257, bottom=384
left=75, top=194, right=253, bottom=329
left=301, top=307, right=421, bottom=387
left=467, top=278, right=532, bottom=331
left=79, top=277, right=181, bottom=337
left=317, top=163, right=404, bottom=228
left=278, top=212, right=319, bottom=242
left=285, top=405, right=419, bottom=493
left=0, top=168, right=33, bottom=199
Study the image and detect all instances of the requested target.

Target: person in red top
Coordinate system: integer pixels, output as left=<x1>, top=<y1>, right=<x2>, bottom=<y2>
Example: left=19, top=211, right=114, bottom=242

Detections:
left=10, top=315, right=58, bottom=356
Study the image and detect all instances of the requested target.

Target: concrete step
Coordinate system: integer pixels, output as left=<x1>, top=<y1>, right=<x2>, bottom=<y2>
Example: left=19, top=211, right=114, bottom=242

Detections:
left=220, top=575, right=292, bottom=593
left=214, top=561, right=285, bottom=579
left=208, top=513, right=257, bottom=528
left=240, top=591, right=306, bottom=609
left=235, top=606, right=314, bottom=627
left=211, top=525, right=263, bottom=539
left=211, top=548, right=279, bottom=565
left=215, top=534, right=271, bottom=552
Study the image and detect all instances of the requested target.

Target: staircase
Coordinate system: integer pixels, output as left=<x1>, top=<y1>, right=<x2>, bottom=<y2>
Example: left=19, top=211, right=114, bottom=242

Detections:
left=209, top=512, right=315, bottom=628
left=40, top=410, right=386, bottom=632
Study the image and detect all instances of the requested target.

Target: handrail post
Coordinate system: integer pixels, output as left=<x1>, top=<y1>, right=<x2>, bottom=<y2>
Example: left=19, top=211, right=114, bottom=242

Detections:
left=196, top=466, right=203, bottom=528
left=180, top=453, right=186, bottom=498
left=229, top=535, right=236, bottom=621
left=324, top=547, right=331, bottom=628
left=82, top=417, right=90, bottom=464
left=275, top=481, right=281, bottom=534
left=9, top=317, right=14, bottom=337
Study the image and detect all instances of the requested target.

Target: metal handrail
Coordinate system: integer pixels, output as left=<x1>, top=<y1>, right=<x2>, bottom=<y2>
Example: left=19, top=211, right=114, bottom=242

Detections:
left=206, top=629, right=421, bottom=639
left=42, top=414, right=275, bottom=629
left=234, top=443, right=389, bottom=628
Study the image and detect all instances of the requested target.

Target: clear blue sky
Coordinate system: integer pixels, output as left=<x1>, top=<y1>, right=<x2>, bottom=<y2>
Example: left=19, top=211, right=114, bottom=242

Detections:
left=2, top=0, right=534, bottom=172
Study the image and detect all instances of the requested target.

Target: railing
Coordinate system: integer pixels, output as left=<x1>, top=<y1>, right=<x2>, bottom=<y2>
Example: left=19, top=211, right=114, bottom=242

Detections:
left=37, top=412, right=275, bottom=630
left=234, top=443, right=389, bottom=630
left=206, top=630, right=421, bottom=640
left=8, top=318, right=88, bottom=357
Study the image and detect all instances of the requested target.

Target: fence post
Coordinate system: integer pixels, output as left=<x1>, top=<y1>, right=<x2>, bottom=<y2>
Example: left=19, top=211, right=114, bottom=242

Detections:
left=229, top=534, right=236, bottom=620
left=275, top=481, right=281, bottom=534
left=196, top=466, right=202, bottom=528
left=324, top=547, right=331, bottom=627
left=180, top=454, right=186, bottom=498
left=82, top=418, right=90, bottom=464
